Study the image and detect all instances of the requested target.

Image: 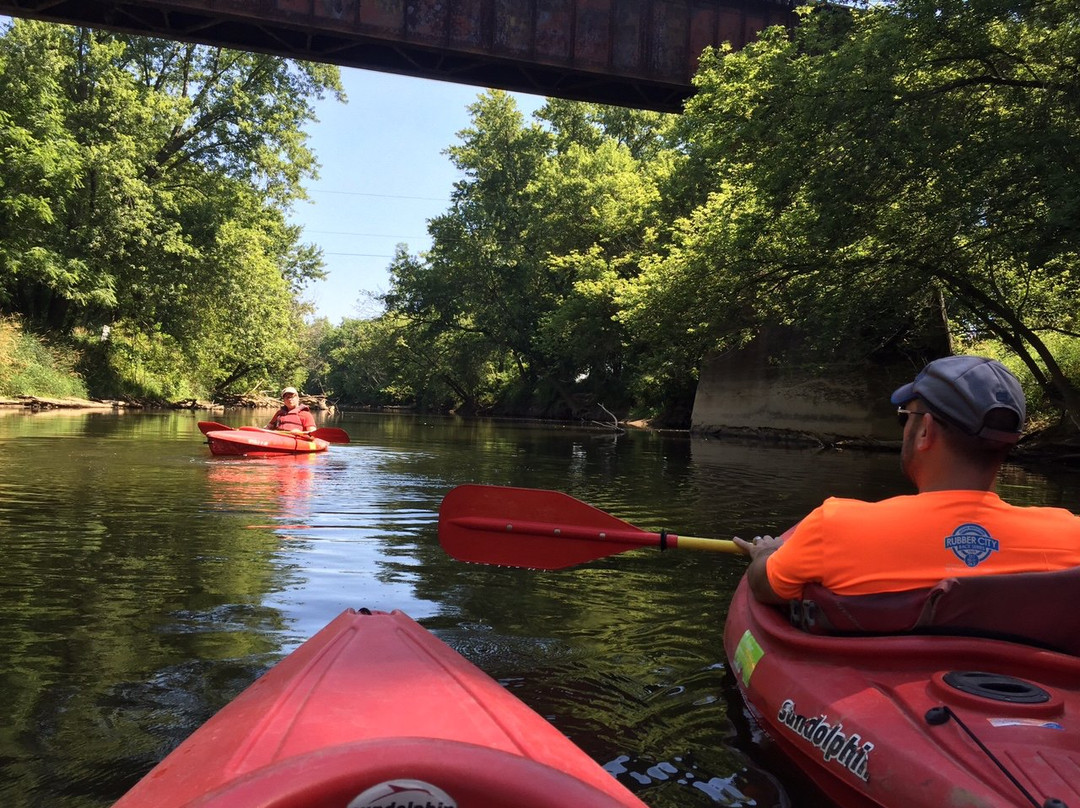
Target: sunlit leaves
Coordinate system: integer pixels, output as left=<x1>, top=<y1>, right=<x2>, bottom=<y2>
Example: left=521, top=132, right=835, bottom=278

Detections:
left=377, top=91, right=671, bottom=416
left=0, top=18, right=342, bottom=397
left=323, top=0, right=1080, bottom=425
left=652, top=0, right=1080, bottom=414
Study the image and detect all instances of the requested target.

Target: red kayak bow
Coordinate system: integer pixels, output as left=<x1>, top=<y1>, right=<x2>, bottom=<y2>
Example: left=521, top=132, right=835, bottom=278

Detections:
left=114, top=609, right=649, bottom=808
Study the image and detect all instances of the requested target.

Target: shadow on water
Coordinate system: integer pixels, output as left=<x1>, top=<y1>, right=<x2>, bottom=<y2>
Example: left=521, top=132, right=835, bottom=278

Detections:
left=0, top=410, right=1077, bottom=807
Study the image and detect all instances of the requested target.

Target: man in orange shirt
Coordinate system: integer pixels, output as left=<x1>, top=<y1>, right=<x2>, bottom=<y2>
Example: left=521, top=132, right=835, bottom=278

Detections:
left=734, top=356, right=1080, bottom=604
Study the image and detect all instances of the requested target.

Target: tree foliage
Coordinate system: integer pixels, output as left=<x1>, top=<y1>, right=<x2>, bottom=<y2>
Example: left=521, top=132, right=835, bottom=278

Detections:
left=376, top=91, right=673, bottom=418
left=0, top=19, right=341, bottom=398
left=336, top=0, right=1080, bottom=428
left=643, top=0, right=1080, bottom=418
left=8, top=3, right=1080, bottom=428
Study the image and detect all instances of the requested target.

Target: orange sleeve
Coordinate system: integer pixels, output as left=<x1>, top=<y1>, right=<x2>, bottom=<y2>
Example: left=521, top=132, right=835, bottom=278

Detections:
left=765, top=504, right=829, bottom=600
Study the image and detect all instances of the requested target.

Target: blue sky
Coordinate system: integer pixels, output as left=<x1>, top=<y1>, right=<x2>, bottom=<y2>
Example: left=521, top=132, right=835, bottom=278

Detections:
left=290, top=68, right=545, bottom=324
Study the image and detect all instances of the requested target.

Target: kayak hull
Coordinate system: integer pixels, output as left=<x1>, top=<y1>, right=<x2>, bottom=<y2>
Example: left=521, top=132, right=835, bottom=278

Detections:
left=205, top=427, right=329, bottom=456
left=723, top=577, right=1080, bottom=807
left=114, top=608, right=648, bottom=808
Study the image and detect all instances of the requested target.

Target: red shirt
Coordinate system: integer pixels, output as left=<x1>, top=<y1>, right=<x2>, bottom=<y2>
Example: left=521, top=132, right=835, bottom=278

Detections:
left=766, top=490, right=1080, bottom=599
left=268, top=404, right=315, bottom=432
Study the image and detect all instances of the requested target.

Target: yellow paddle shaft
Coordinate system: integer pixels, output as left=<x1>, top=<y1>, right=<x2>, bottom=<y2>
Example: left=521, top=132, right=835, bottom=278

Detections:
left=673, top=535, right=746, bottom=555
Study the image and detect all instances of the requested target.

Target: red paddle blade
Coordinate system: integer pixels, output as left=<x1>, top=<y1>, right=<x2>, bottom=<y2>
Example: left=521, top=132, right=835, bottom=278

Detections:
left=312, top=427, right=350, bottom=443
left=198, top=421, right=231, bottom=436
left=438, top=485, right=658, bottom=570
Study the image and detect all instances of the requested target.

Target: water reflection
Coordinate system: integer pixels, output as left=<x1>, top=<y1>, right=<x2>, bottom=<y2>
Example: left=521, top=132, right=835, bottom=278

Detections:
left=0, top=411, right=1076, bottom=808
left=205, top=453, right=320, bottom=522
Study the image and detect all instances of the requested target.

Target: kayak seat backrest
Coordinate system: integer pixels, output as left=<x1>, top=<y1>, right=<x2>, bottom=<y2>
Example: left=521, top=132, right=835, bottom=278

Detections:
left=792, top=566, right=1080, bottom=656
left=790, top=586, right=929, bottom=634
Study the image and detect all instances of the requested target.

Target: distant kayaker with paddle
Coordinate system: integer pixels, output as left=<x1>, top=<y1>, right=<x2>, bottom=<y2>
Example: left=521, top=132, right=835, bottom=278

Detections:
left=266, top=387, right=316, bottom=434
left=734, top=356, right=1080, bottom=605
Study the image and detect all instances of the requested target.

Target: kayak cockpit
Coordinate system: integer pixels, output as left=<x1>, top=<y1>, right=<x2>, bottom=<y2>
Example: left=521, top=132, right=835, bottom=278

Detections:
left=181, top=739, right=646, bottom=808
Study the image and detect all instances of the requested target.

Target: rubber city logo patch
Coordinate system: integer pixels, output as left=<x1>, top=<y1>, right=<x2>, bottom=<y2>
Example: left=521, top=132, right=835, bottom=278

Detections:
left=777, top=700, right=874, bottom=782
left=944, top=523, right=999, bottom=567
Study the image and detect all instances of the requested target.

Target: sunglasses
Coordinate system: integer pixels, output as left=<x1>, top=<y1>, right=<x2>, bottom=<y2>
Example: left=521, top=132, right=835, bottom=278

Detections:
left=896, top=407, right=927, bottom=428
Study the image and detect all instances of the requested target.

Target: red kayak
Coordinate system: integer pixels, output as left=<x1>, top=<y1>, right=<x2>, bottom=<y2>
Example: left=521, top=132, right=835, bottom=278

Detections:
left=724, top=568, right=1080, bottom=807
left=203, top=425, right=329, bottom=457
left=114, top=608, right=649, bottom=808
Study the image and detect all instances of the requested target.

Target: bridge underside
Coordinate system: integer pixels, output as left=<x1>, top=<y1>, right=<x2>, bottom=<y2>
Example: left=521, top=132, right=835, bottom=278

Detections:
left=0, top=0, right=795, bottom=112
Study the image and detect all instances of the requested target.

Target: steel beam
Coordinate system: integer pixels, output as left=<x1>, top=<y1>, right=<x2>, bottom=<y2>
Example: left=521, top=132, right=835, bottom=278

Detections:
left=0, top=0, right=795, bottom=111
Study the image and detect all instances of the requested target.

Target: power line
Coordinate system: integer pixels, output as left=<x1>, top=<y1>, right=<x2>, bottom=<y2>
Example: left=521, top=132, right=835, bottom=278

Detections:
left=324, top=252, right=397, bottom=258
left=308, top=188, right=449, bottom=202
left=306, top=229, right=429, bottom=239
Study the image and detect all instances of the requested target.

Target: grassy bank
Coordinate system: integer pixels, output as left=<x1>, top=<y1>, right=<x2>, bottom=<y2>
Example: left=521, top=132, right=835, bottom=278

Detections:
left=0, top=318, right=88, bottom=399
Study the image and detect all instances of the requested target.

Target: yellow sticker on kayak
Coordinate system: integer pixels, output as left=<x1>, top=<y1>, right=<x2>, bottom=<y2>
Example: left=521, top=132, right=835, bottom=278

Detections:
left=733, top=630, right=764, bottom=686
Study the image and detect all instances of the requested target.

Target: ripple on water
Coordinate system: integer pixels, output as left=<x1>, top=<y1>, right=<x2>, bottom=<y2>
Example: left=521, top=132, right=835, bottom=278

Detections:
left=12, top=414, right=1071, bottom=808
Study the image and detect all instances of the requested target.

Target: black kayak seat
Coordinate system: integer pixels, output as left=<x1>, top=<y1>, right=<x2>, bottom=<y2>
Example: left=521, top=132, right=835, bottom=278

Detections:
left=790, top=566, right=1080, bottom=656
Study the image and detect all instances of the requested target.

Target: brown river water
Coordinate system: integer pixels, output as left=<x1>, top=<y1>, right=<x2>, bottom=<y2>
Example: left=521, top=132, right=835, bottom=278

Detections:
left=1, top=409, right=1077, bottom=808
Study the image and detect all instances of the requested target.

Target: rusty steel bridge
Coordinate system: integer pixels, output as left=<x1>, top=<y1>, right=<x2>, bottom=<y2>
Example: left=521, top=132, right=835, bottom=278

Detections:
left=0, top=0, right=796, bottom=111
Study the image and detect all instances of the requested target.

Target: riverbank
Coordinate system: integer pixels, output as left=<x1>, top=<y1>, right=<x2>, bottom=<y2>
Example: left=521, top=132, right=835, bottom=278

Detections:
left=5, top=392, right=1078, bottom=468
left=0, top=395, right=136, bottom=411
left=0, top=392, right=333, bottom=413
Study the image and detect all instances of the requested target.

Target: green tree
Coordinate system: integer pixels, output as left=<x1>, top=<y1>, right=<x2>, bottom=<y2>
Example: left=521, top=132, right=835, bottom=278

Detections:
left=0, top=19, right=342, bottom=398
left=627, top=0, right=1080, bottom=423
left=383, top=91, right=672, bottom=417
left=319, top=313, right=498, bottom=412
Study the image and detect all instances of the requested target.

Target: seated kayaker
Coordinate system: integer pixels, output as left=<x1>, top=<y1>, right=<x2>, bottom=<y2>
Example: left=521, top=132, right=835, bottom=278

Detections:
left=266, top=387, right=316, bottom=434
left=733, top=356, right=1080, bottom=613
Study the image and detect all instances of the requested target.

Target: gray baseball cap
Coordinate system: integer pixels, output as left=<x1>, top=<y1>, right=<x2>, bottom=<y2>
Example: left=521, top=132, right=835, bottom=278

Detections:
left=890, top=356, right=1025, bottom=444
